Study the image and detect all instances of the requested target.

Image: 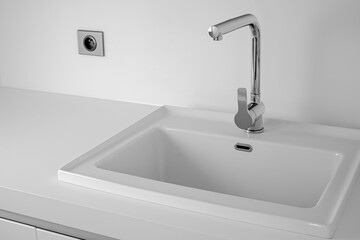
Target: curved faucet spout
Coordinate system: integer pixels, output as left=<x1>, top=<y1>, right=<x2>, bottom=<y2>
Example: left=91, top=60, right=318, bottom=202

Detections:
left=208, top=14, right=260, bottom=40
left=208, top=14, right=264, bottom=133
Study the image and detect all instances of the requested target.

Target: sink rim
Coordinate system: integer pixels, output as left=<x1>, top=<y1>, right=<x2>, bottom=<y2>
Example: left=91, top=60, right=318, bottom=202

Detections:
left=58, top=105, right=360, bottom=238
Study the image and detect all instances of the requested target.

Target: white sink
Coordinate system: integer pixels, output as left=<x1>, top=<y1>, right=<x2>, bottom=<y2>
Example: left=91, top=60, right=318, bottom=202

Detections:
left=59, top=106, right=360, bottom=238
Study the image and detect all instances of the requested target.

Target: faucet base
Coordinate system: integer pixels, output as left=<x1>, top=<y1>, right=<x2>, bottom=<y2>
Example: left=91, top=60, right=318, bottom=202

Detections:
left=244, top=115, right=264, bottom=133
left=244, top=127, right=264, bottom=134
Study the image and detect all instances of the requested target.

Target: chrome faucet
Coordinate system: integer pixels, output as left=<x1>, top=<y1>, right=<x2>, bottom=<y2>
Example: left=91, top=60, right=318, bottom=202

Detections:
left=208, top=14, right=265, bottom=133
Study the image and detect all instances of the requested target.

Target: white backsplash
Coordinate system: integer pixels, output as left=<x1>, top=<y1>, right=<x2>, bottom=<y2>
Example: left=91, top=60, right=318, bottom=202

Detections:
left=0, top=0, right=359, bottom=128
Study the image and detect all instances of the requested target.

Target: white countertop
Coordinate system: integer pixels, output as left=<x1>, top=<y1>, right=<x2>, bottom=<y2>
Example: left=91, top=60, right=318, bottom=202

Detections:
left=0, top=87, right=359, bottom=240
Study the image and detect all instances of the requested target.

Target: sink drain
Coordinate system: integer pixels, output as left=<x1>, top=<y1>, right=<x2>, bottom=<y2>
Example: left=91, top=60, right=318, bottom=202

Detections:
left=234, top=143, right=253, bottom=152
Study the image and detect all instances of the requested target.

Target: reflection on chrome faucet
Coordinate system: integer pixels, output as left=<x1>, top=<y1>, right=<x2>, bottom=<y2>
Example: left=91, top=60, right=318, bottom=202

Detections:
left=208, top=14, right=265, bottom=133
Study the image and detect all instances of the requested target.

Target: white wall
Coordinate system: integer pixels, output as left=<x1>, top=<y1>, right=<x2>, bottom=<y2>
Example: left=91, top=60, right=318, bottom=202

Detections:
left=0, top=0, right=360, bottom=128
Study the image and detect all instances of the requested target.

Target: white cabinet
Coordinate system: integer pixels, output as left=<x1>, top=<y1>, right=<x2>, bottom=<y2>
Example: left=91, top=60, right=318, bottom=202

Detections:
left=36, top=228, right=80, bottom=240
left=0, top=217, right=37, bottom=240
left=0, top=217, right=80, bottom=240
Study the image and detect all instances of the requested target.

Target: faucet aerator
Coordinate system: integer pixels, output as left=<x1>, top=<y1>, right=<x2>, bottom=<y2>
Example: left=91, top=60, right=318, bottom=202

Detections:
left=214, top=36, right=223, bottom=41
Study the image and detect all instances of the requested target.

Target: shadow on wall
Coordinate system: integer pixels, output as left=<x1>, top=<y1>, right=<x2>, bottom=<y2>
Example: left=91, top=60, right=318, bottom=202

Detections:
left=304, top=4, right=360, bottom=128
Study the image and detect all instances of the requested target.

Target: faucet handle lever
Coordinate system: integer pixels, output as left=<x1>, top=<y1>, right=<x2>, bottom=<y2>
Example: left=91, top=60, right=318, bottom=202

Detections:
left=234, top=88, right=255, bottom=129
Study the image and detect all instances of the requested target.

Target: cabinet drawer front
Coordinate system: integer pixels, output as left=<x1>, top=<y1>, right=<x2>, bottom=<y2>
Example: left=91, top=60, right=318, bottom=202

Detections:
left=0, top=217, right=37, bottom=240
left=37, top=228, right=80, bottom=240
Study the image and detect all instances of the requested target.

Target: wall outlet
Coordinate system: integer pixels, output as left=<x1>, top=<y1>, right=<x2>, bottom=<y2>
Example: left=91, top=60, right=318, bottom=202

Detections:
left=77, top=30, right=104, bottom=56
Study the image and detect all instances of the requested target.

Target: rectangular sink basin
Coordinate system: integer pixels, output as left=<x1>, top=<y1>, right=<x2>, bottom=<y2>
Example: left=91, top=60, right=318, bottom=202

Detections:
left=59, top=106, right=360, bottom=238
left=97, top=127, right=339, bottom=209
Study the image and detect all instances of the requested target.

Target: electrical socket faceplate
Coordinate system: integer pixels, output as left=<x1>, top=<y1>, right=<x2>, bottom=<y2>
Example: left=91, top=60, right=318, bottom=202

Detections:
left=77, top=30, right=104, bottom=56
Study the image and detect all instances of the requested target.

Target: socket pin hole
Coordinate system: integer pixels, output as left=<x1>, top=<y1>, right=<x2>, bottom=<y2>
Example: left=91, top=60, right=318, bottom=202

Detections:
left=83, top=35, right=97, bottom=52
left=234, top=143, right=253, bottom=152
